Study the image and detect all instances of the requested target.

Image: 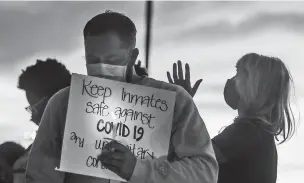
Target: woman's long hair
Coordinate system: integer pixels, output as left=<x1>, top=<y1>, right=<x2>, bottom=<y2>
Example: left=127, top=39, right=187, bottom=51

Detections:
left=234, top=53, right=297, bottom=144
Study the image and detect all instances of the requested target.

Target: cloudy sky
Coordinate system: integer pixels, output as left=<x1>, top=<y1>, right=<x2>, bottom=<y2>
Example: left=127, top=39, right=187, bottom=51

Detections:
left=0, top=1, right=303, bottom=182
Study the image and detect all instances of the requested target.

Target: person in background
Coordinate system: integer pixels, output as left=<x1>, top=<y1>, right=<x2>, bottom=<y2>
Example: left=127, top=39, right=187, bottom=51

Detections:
left=0, top=142, right=25, bottom=183
left=26, top=10, right=218, bottom=183
left=167, top=54, right=297, bottom=183
left=18, top=58, right=72, bottom=127
left=14, top=59, right=72, bottom=183
left=0, top=160, right=13, bottom=183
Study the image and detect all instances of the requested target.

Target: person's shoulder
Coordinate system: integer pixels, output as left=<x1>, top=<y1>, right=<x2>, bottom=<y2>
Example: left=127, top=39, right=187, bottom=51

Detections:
left=223, top=118, right=266, bottom=142
left=43, top=86, right=71, bottom=132
left=47, top=86, right=70, bottom=109
left=51, top=86, right=70, bottom=100
left=233, top=118, right=263, bottom=131
left=228, top=119, right=259, bottom=132
left=143, top=77, right=192, bottom=99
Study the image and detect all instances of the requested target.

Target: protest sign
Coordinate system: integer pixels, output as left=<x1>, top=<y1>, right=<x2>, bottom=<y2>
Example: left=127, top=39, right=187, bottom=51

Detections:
left=56, top=73, right=176, bottom=181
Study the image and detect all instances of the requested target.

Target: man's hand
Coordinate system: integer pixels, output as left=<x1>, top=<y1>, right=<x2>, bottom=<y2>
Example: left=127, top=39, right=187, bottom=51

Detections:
left=134, top=60, right=148, bottom=76
left=167, top=60, right=202, bottom=98
left=97, top=141, right=137, bottom=181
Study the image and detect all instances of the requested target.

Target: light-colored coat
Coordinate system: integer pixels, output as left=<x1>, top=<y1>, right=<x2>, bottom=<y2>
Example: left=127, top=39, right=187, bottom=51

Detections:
left=26, top=76, right=218, bottom=183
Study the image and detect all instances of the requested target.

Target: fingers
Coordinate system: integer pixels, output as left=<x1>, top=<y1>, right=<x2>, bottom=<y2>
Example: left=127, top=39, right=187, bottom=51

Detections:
left=98, top=151, right=124, bottom=169
left=103, top=141, right=128, bottom=153
left=100, top=151, right=125, bottom=161
left=192, top=79, right=203, bottom=97
left=172, top=63, right=178, bottom=82
left=137, top=60, right=142, bottom=67
left=102, top=162, right=121, bottom=174
left=177, top=60, right=184, bottom=80
left=134, top=61, right=141, bottom=69
left=185, top=63, right=190, bottom=82
left=167, top=72, right=174, bottom=83
left=100, top=157, right=124, bottom=167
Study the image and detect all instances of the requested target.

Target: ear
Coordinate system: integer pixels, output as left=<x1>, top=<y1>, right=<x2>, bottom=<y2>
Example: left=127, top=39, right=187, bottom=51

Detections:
left=125, top=48, right=139, bottom=83
left=129, top=48, right=139, bottom=66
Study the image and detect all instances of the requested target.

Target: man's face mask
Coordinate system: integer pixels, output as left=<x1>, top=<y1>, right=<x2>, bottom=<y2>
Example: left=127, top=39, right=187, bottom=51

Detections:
left=86, top=63, right=128, bottom=82
left=86, top=51, right=136, bottom=82
left=223, top=77, right=240, bottom=110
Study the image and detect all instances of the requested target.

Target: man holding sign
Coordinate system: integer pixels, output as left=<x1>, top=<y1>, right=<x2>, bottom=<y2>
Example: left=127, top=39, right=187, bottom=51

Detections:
left=26, top=11, right=218, bottom=183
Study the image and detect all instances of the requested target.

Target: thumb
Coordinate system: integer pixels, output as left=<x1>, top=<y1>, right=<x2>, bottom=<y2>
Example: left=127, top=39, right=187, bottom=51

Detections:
left=192, top=79, right=203, bottom=96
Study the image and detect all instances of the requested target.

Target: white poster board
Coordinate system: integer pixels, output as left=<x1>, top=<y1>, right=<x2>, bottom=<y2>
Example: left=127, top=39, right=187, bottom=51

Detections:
left=56, top=73, right=176, bottom=181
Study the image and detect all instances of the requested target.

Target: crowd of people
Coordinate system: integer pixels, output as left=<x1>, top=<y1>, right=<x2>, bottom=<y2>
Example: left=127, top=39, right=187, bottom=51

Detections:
left=0, top=10, right=297, bottom=183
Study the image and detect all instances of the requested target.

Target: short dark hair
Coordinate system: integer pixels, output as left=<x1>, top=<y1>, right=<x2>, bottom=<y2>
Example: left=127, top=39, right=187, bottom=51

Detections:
left=18, top=58, right=71, bottom=98
left=83, top=10, right=137, bottom=48
left=0, top=161, right=13, bottom=183
left=0, top=142, right=25, bottom=167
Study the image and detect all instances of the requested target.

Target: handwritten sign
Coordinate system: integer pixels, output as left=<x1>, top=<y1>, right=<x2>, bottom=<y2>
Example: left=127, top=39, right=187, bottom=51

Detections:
left=56, top=73, right=176, bottom=181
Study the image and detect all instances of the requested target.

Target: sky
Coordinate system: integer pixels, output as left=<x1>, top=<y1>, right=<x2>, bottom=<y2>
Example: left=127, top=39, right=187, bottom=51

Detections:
left=0, top=1, right=303, bottom=182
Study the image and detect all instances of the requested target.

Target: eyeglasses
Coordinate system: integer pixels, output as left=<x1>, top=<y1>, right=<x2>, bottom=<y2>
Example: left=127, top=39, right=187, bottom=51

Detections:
left=25, top=97, right=48, bottom=114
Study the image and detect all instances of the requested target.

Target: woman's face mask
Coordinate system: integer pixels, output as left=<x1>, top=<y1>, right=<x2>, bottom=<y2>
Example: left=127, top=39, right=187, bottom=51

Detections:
left=223, top=77, right=240, bottom=110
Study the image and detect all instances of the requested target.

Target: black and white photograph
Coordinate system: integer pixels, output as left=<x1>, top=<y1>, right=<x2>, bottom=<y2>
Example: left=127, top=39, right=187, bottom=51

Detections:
left=0, top=1, right=303, bottom=183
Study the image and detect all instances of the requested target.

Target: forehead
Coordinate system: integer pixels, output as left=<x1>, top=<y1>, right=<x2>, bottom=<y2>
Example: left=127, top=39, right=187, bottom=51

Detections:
left=85, top=32, right=126, bottom=53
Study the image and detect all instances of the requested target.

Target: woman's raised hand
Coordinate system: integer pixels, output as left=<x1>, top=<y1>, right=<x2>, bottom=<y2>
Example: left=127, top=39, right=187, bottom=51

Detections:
left=167, top=60, right=202, bottom=98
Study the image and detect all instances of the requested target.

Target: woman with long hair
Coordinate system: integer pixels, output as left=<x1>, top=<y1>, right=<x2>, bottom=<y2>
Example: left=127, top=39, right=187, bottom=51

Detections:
left=167, top=53, right=297, bottom=183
